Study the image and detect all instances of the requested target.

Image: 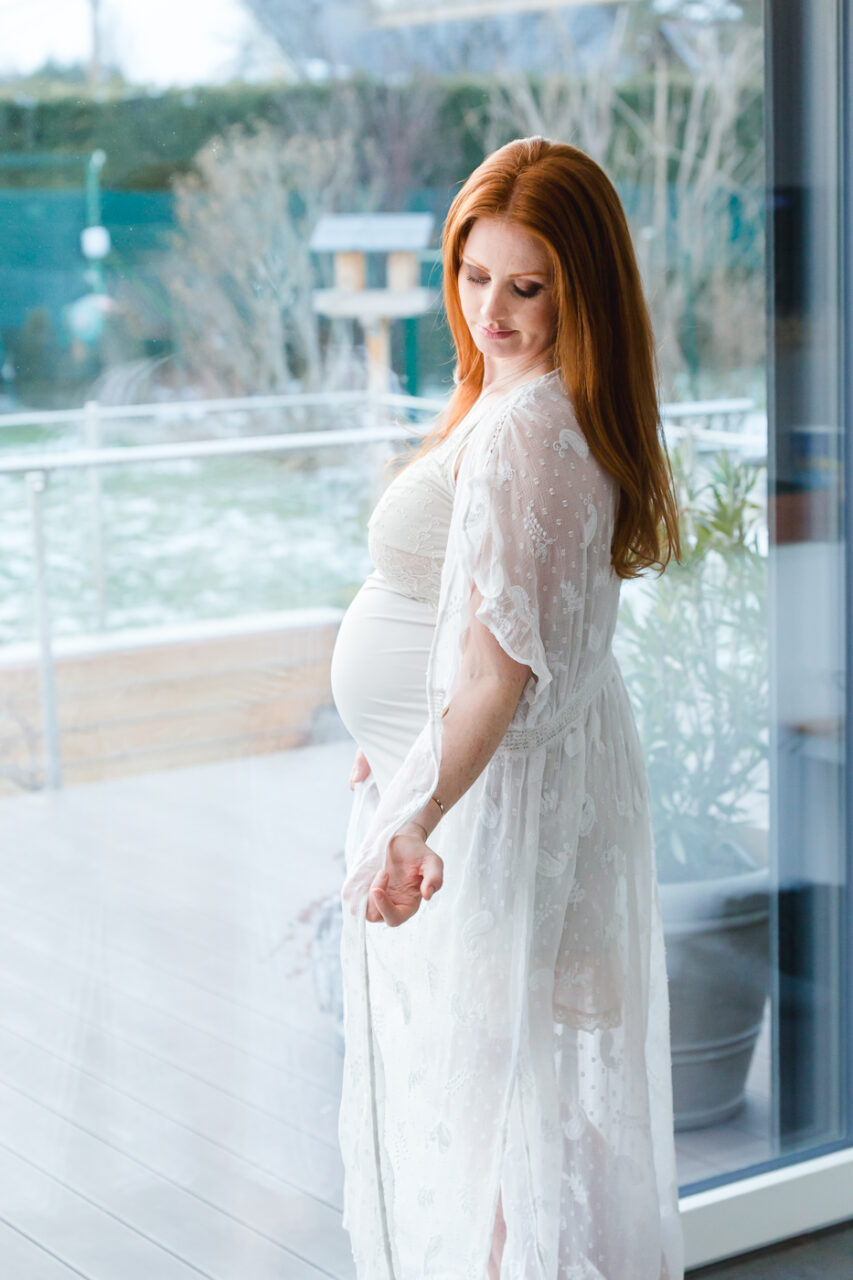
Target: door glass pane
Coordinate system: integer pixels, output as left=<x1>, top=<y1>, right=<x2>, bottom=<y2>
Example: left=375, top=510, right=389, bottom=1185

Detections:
left=613, top=0, right=849, bottom=1195
left=765, top=0, right=848, bottom=1161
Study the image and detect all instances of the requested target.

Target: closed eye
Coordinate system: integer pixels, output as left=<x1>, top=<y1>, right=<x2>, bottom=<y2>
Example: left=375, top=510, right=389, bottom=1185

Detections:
left=465, top=271, right=543, bottom=299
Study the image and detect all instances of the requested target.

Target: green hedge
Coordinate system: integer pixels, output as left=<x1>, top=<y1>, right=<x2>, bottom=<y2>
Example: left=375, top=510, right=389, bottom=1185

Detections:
left=0, top=73, right=763, bottom=194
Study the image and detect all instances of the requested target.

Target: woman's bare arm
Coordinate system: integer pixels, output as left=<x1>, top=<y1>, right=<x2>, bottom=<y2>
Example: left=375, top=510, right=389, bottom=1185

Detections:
left=366, top=586, right=531, bottom=926
left=405, top=585, right=530, bottom=838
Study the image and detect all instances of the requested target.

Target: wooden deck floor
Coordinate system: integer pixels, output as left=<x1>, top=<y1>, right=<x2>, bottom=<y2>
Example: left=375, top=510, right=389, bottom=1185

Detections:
left=0, top=741, right=355, bottom=1279
left=0, top=739, right=819, bottom=1277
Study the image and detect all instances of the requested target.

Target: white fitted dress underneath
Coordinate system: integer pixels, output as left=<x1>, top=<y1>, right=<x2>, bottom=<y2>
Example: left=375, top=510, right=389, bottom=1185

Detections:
left=330, top=370, right=684, bottom=1280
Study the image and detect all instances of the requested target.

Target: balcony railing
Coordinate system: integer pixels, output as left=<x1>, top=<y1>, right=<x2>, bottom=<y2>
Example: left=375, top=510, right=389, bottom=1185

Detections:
left=0, top=390, right=762, bottom=791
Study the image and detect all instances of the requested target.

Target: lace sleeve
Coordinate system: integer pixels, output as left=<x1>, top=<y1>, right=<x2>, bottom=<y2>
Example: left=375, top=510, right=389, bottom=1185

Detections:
left=455, top=390, right=604, bottom=713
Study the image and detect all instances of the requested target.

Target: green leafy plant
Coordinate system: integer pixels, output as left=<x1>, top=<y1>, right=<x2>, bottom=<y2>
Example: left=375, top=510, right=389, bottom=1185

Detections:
left=616, top=443, right=768, bottom=883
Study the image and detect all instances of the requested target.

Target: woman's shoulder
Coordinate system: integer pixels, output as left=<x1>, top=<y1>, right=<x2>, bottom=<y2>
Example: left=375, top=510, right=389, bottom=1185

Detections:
left=489, top=370, right=619, bottom=503
left=497, top=368, right=576, bottom=428
left=487, top=368, right=587, bottom=458
left=456, top=368, right=598, bottom=491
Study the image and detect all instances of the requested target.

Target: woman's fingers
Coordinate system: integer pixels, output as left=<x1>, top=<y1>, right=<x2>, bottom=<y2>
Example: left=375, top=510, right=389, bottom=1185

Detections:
left=373, top=889, right=407, bottom=928
left=365, top=852, right=444, bottom=926
left=370, top=869, right=417, bottom=928
left=349, top=748, right=371, bottom=790
left=366, top=870, right=390, bottom=924
left=419, top=850, right=444, bottom=900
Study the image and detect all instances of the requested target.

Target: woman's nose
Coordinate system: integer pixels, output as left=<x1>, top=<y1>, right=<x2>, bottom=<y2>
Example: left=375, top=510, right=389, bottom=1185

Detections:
left=480, top=284, right=507, bottom=323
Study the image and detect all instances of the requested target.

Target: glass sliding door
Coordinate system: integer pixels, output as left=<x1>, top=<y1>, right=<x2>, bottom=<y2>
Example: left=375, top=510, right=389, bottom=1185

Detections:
left=672, top=0, right=853, bottom=1265
left=767, top=0, right=848, bottom=1161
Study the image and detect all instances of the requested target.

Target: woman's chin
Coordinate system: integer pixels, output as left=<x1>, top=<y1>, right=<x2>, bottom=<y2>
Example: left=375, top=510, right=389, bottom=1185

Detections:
left=473, top=337, right=520, bottom=359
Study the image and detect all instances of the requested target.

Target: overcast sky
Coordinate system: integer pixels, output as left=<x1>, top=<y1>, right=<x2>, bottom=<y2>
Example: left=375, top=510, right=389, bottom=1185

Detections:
left=0, top=0, right=273, bottom=87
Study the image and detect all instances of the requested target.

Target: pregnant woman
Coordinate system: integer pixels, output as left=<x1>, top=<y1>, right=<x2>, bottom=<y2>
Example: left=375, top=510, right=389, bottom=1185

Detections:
left=330, top=136, right=685, bottom=1280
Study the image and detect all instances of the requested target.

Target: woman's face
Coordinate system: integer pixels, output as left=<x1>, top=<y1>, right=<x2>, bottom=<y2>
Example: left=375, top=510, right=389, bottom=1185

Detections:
left=457, top=216, right=558, bottom=371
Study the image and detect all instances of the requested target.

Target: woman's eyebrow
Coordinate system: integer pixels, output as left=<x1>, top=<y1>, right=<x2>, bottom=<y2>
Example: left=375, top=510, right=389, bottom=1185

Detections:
left=462, top=255, right=548, bottom=278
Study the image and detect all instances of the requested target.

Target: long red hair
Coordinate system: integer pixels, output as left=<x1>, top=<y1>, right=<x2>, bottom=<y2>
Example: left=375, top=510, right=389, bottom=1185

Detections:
left=409, top=135, right=681, bottom=578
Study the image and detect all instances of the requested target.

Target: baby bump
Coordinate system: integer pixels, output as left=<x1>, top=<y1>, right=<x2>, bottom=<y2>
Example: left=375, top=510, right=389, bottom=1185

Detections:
left=330, top=568, right=435, bottom=795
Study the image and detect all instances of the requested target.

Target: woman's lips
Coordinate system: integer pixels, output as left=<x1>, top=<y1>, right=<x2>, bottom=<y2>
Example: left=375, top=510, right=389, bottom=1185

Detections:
left=479, top=325, right=516, bottom=340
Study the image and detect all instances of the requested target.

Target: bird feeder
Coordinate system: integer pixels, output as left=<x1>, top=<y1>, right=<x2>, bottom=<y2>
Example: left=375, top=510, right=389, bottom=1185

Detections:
left=310, top=212, right=437, bottom=394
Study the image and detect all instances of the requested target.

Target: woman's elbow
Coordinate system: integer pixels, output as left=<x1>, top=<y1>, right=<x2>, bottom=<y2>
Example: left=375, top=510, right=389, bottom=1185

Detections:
left=459, top=658, right=532, bottom=706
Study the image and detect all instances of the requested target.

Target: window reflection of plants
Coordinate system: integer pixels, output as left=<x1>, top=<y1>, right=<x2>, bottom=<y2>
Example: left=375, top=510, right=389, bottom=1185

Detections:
left=616, top=445, right=767, bottom=883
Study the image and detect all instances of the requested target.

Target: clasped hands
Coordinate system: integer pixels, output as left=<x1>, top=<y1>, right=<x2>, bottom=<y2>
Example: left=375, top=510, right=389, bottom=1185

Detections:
left=349, top=748, right=444, bottom=928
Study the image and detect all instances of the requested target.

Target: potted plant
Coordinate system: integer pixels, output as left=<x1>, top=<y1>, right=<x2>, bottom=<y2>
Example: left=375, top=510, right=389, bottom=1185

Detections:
left=615, top=442, right=771, bottom=1131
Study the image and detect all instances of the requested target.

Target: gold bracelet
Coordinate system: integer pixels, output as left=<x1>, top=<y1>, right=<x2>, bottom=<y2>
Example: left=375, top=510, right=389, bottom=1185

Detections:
left=430, top=793, right=446, bottom=817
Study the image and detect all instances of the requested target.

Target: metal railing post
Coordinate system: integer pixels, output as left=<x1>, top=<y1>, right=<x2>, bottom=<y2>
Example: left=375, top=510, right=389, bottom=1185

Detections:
left=27, top=470, right=62, bottom=790
left=84, top=398, right=106, bottom=630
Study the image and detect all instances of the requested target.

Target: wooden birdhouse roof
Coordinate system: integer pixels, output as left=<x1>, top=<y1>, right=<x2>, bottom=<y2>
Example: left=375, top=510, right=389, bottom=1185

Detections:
left=309, top=212, right=435, bottom=254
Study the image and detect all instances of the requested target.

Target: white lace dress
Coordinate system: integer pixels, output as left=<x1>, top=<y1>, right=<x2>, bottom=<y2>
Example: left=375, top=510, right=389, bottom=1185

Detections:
left=330, top=369, right=685, bottom=1280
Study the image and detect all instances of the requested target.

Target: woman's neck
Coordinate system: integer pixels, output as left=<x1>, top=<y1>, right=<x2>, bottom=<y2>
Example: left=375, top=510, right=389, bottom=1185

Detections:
left=479, top=354, right=554, bottom=399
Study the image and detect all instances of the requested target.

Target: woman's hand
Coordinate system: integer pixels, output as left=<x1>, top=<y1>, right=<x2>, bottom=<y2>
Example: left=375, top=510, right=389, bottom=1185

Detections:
left=349, top=747, right=371, bottom=790
left=366, top=822, right=444, bottom=927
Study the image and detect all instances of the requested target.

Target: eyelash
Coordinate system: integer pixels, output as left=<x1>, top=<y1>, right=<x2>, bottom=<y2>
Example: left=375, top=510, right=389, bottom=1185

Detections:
left=465, top=271, right=542, bottom=299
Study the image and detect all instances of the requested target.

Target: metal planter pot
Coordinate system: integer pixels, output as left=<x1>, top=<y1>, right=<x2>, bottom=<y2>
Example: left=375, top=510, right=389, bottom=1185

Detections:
left=660, top=865, right=771, bottom=1131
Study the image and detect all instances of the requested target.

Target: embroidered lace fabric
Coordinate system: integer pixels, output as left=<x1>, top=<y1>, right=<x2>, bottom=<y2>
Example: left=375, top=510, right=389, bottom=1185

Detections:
left=331, top=369, right=685, bottom=1280
left=367, top=403, right=484, bottom=608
